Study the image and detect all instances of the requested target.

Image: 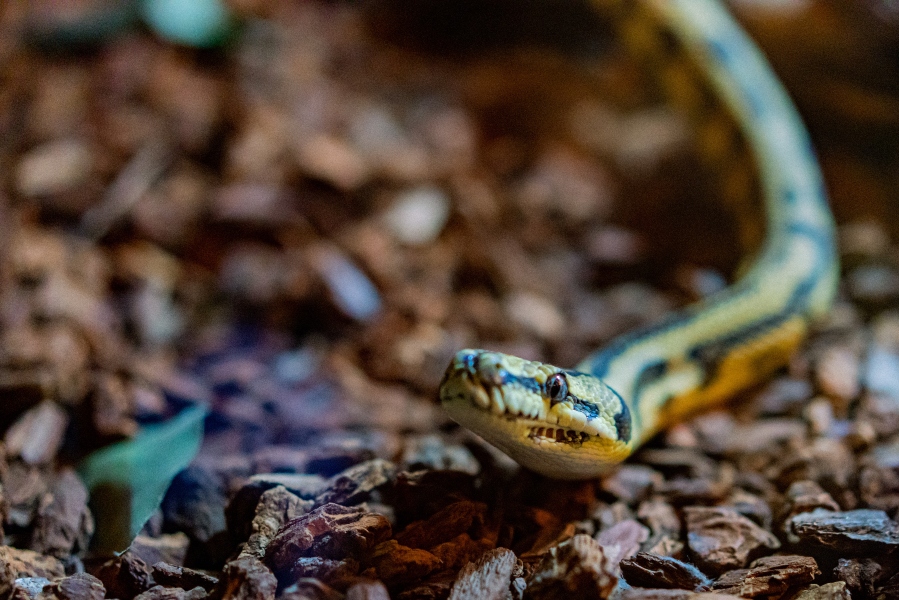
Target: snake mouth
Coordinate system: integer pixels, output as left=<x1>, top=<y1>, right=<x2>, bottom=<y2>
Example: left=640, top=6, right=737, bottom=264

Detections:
left=528, top=426, right=590, bottom=444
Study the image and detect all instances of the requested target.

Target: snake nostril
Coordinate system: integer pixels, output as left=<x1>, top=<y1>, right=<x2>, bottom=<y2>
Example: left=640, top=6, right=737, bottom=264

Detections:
left=458, top=351, right=479, bottom=374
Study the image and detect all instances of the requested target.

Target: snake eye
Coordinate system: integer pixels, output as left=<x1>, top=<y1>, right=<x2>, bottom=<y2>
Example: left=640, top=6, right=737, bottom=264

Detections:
left=546, top=373, right=568, bottom=406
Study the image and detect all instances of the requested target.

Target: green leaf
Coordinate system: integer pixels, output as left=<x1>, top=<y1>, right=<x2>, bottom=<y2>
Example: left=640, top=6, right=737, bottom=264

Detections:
left=78, top=403, right=207, bottom=553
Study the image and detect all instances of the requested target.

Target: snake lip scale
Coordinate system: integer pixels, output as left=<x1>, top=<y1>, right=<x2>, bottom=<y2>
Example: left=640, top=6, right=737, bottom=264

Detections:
left=439, top=0, right=839, bottom=480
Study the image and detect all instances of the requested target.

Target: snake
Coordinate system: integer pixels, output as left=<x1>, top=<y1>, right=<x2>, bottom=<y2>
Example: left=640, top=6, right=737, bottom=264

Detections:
left=439, top=0, right=839, bottom=479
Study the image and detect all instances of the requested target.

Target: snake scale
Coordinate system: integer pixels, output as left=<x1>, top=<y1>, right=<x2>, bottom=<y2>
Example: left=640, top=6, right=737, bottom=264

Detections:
left=439, top=0, right=839, bottom=479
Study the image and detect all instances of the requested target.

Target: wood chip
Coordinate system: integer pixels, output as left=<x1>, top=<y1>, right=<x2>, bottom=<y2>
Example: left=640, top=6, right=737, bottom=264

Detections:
left=684, top=507, right=780, bottom=576
left=346, top=580, right=391, bottom=600
left=152, top=563, right=219, bottom=592
left=833, top=557, right=882, bottom=598
left=280, top=578, right=343, bottom=600
left=789, top=508, right=899, bottom=554
left=264, top=504, right=391, bottom=577
left=91, top=552, right=154, bottom=600
left=218, top=556, right=277, bottom=600
left=367, top=540, right=443, bottom=588
left=160, top=466, right=228, bottom=563
left=4, top=402, right=68, bottom=466
left=792, top=582, right=852, bottom=600
left=779, top=481, right=840, bottom=534
left=29, top=469, right=93, bottom=558
left=0, top=546, right=65, bottom=598
left=527, top=534, right=618, bottom=600
left=601, top=465, right=663, bottom=504
left=131, top=586, right=207, bottom=600
left=620, top=590, right=743, bottom=600
left=595, top=519, right=650, bottom=572
left=240, top=485, right=309, bottom=559
left=35, top=573, right=105, bottom=600
left=711, top=555, right=819, bottom=597
left=447, top=547, right=516, bottom=600
left=620, top=552, right=711, bottom=590
left=129, top=533, right=190, bottom=568
left=395, top=500, right=487, bottom=549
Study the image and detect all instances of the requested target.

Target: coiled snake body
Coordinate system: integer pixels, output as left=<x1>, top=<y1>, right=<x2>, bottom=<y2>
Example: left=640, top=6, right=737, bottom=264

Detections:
left=440, top=0, right=838, bottom=479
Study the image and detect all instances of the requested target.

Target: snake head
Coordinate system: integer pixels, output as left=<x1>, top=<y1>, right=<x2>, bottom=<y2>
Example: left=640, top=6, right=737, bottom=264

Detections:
left=439, top=349, right=634, bottom=478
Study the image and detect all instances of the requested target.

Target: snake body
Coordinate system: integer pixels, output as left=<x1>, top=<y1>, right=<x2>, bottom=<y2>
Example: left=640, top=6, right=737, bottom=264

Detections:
left=439, top=0, right=838, bottom=479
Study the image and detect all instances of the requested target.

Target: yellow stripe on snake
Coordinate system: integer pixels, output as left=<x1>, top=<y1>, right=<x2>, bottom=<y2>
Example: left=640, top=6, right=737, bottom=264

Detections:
left=439, top=0, right=839, bottom=479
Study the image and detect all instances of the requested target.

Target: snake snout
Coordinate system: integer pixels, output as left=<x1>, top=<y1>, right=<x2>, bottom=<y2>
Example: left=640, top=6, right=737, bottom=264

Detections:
left=448, top=349, right=505, bottom=386
left=475, top=356, right=507, bottom=387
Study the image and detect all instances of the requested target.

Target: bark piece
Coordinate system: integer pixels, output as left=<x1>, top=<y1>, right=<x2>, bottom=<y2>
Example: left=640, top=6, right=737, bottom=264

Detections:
left=160, top=466, right=230, bottom=568
left=711, top=555, right=819, bottom=597
left=0, top=547, right=65, bottom=600
left=394, top=570, right=456, bottom=600
left=429, top=533, right=492, bottom=570
left=4, top=402, right=68, bottom=466
left=280, top=557, right=359, bottom=588
left=620, top=590, right=743, bottom=600
left=367, top=540, right=442, bottom=588
left=527, top=534, right=618, bottom=600
left=779, top=481, right=840, bottom=533
left=685, top=507, right=780, bottom=575
left=241, top=485, right=310, bottom=558
left=656, top=478, right=730, bottom=505
left=834, top=558, right=882, bottom=599
left=218, top=556, right=277, bottom=600
left=620, top=553, right=711, bottom=590
left=133, top=585, right=207, bottom=600
left=4, top=463, right=50, bottom=528
left=280, top=578, right=343, bottom=600
left=876, top=573, right=899, bottom=600
left=792, top=582, right=851, bottom=600
left=92, top=551, right=154, bottom=600
left=152, top=562, right=219, bottom=592
left=595, top=519, right=650, bottom=573
left=29, top=469, right=94, bottom=558
left=859, top=465, right=899, bottom=514
left=264, top=504, right=391, bottom=575
left=225, top=477, right=311, bottom=545
left=789, top=508, right=899, bottom=554
left=600, top=466, right=663, bottom=504
left=726, top=490, right=772, bottom=530
left=771, top=439, right=855, bottom=491
left=34, top=574, right=104, bottom=600
left=92, top=373, right=139, bottom=439
left=636, top=449, right=717, bottom=480
left=130, top=533, right=190, bottom=568
left=10, top=577, right=51, bottom=600
left=346, top=580, right=390, bottom=600
left=447, top=547, right=516, bottom=600
left=637, top=499, right=682, bottom=556
left=314, top=459, right=395, bottom=507
left=395, top=500, right=486, bottom=549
